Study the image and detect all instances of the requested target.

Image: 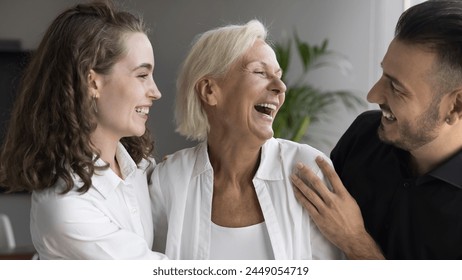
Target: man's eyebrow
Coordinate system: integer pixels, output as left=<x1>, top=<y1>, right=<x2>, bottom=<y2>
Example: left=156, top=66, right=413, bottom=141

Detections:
left=132, top=63, right=153, bottom=71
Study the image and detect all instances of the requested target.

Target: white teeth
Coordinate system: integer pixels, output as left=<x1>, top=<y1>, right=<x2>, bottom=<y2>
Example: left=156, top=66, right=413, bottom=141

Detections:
left=135, top=107, right=149, bottom=115
left=382, top=110, right=396, bottom=121
left=256, top=103, right=277, bottom=110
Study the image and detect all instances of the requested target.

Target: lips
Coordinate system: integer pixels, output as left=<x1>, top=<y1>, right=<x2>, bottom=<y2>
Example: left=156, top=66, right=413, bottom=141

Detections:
left=135, top=106, right=150, bottom=115
left=382, top=109, right=396, bottom=121
left=379, top=104, right=396, bottom=121
left=254, top=103, right=277, bottom=117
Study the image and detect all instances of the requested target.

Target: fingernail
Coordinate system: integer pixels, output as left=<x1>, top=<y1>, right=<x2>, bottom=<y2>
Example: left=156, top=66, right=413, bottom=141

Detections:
left=296, top=162, right=304, bottom=169
left=316, top=156, right=324, bottom=162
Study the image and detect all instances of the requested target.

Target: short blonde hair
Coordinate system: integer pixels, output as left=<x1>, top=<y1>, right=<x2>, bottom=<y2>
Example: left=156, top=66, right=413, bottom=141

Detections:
left=175, top=19, right=268, bottom=141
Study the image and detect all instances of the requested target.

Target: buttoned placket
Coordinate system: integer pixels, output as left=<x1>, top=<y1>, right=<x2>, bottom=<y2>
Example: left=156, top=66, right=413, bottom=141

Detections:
left=403, top=181, right=411, bottom=189
left=120, top=175, right=144, bottom=237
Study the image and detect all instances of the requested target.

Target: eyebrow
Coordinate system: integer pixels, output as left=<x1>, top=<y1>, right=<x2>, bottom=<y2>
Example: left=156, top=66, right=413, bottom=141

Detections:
left=132, top=63, right=153, bottom=72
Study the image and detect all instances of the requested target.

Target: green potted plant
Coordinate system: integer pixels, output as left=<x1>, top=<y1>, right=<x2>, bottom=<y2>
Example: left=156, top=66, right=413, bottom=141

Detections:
left=273, top=33, right=365, bottom=142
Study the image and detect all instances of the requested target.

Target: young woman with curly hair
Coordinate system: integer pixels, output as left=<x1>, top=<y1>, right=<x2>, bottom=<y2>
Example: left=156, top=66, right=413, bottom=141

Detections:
left=0, top=1, right=166, bottom=260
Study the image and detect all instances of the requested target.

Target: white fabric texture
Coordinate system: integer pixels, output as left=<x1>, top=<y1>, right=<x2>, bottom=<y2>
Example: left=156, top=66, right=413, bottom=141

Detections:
left=209, top=222, right=274, bottom=260
left=151, top=138, right=343, bottom=260
left=30, top=143, right=167, bottom=260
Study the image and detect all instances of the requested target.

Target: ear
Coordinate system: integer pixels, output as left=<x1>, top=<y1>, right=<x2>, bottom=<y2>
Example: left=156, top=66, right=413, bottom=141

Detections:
left=88, top=69, right=101, bottom=98
left=195, top=78, right=218, bottom=106
left=445, top=88, right=462, bottom=124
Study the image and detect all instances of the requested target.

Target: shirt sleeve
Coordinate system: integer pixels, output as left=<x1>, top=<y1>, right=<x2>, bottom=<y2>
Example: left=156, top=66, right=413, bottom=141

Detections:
left=31, top=192, right=167, bottom=260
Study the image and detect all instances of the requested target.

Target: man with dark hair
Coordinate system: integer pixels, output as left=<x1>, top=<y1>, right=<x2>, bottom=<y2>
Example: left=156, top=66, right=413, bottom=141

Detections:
left=291, top=0, right=462, bottom=259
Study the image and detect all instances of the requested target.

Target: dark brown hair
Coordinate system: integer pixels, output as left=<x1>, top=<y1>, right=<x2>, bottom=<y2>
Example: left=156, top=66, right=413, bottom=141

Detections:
left=0, top=1, right=154, bottom=194
left=395, top=0, right=462, bottom=94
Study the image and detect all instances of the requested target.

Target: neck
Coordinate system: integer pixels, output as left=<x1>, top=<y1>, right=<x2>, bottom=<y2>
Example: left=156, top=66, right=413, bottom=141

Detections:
left=207, top=136, right=262, bottom=188
left=90, top=128, right=121, bottom=177
left=409, top=125, right=462, bottom=175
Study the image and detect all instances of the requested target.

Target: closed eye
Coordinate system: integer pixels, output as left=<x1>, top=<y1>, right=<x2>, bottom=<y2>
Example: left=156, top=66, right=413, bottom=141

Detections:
left=390, top=81, right=403, bottom=94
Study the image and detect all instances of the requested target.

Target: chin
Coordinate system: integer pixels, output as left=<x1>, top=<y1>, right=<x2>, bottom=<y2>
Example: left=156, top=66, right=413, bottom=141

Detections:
left=132, top=128, right=146, bottom=137
left=377, top=129, right=390, bottom=143
left=259, top=132, right=274, bottom=142
left=378, top=129, right=402, bottom=148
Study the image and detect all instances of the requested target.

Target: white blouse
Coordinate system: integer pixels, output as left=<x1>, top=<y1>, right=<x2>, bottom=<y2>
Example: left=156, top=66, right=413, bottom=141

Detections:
left=30, top=143, right=167, bottom=260
left=151, top=138, right=344, bottom=260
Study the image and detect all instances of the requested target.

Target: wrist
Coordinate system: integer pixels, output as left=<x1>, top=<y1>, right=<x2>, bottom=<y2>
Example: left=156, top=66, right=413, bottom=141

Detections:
left=342, top=231, right=385, bottom=260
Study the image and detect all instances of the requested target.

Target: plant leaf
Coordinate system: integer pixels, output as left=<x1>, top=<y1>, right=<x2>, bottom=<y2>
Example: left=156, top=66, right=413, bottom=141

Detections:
left=273, top=33, right=366, bottom=141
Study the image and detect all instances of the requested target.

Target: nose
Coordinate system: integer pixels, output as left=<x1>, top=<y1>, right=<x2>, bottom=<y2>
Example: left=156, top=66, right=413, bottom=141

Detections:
left=148, top=79, right=162, bottom=100
left=270, top=77, right=287, bottom=95
left=367, top=76, right=385, bottom=104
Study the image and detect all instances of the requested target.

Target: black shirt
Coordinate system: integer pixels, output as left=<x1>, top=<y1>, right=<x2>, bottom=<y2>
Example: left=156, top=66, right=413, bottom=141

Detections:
left=331, top=110, right=462, bottom=259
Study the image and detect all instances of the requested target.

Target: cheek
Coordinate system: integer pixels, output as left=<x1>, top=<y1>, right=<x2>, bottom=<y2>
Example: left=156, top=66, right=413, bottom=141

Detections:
left=276, top=94, right=286, bottom=114
left=279, top=93, right=286, bottom=105
left=101, top=94, right=127, bottom=111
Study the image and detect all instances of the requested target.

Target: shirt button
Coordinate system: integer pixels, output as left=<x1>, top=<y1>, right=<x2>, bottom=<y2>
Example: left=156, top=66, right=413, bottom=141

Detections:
left=403, top=182, right=410, bottom=188
left=131, top=208, right=137, bottom=214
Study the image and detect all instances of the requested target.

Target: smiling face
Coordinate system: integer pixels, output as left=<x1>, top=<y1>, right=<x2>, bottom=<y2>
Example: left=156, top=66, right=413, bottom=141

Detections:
left=92, top=32, right=161, bottom=143
left=367, top=39, right=446, bottom=151
left=207, top=39, right=286, bottom=144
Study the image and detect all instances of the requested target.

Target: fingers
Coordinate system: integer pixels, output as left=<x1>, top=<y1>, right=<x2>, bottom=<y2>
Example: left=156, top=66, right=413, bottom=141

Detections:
left=292, top=182, right=320, bottom=217
left=314, top=156, right=347, bottom=196
left=294, top=161, right=332, bottom=202
left=290, top=172, right=324, bottom=215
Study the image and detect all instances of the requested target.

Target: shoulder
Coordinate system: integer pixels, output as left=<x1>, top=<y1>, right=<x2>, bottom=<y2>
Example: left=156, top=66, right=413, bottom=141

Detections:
left=332, top=110, right=382, bottom=152
left=31, top=179, right=102, bottom=238
left=270, top=138, right=327, bottom=160
left=346, top=110, right=382, bottom=137
left=32, top=178, right=99, bottom=212
left=155, top=144, right=202, bottom=171
left=267, top=138, right=330, bottom=173
left=152, top=143, right=205, bottom=185
left=331, top=110, right=386, bottom=170
left=272, top=137, right=324, bottom=153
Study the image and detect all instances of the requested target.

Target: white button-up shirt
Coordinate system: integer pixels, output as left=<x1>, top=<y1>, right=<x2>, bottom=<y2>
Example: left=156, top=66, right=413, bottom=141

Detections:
left=30, top=143, right=167, bottom=259
left=151, top=138, right=343, bottom=259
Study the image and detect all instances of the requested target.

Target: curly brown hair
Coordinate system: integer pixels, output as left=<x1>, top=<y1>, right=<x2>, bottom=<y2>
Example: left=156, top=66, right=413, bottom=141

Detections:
left=0, top=1, right=154, bottom=194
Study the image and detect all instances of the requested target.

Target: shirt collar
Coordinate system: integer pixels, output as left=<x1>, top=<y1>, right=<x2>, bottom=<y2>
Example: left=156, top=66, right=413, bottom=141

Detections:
left=192, top=138, right=283, bottom=181
left=393, top=146, right=462, bottom=189
left=255, top=138, right=284, bottom=180
left=428, top=149, right=462, bottom=189
left=192, top=141, right=212, bottom=177
left=115, top=142, right=137, bottom=179
left=91, top=143, right=137, bottom=198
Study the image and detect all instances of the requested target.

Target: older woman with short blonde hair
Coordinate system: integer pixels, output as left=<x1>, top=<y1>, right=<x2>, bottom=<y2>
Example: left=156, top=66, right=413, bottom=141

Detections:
left=151, top=20, right=342, bottom=260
